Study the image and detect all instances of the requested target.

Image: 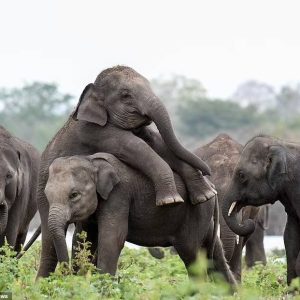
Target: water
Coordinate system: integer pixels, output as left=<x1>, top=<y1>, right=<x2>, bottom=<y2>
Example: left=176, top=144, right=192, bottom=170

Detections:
left=25, top=229, right=284, bottom=252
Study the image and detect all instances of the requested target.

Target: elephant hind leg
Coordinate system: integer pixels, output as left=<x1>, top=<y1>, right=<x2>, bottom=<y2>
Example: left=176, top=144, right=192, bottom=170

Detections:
left=173, top=241, right=197, bottom=273
left=148, top=247, right=165, bottom=259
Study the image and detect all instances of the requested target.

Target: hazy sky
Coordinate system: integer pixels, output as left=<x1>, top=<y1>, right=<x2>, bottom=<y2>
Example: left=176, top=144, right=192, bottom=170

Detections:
left=1, top=0, right=300, bottom=99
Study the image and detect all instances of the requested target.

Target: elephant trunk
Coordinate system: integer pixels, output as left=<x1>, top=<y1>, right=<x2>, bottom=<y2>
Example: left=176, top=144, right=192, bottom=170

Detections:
left=0, top=197, right=8, bottom=235
left=48, top=204, right=70, bottom=263
left=222, top=195, right=255, bottom=237
left=146, top=97, right=211, bottom=176
left=219, top=215, right=237, bottom=262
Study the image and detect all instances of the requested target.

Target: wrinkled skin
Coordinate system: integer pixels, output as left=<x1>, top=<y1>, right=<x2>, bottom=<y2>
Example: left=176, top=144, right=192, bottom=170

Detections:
left=0, top=126, right=39, bottom=252
left=37, top=66, right=214, bottom=278
left=44, top=153, right=236, bottom=285
left=149, top=134, right=267, bottom=280
left=222, top=135, right=300, bottom=284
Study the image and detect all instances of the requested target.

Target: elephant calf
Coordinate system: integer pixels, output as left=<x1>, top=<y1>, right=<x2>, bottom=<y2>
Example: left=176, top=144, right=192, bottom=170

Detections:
left=0, top=125, right=40, bottom=252
left=44, top=153, right=236, bottom=285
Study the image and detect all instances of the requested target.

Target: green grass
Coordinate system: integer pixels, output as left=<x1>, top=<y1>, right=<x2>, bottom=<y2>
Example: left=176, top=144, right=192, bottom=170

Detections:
left=0, top=237, right=297, bottom=300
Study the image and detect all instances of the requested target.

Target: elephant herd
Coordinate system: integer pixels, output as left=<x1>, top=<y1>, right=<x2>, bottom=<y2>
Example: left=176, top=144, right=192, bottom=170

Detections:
left=0, top=66, right=297, bottom=287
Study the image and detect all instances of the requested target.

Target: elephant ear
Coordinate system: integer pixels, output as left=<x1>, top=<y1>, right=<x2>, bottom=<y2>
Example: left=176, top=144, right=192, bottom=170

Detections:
left=267, top=145, right=287, bottom=190
left=72, top=83, right=107, bottom=126
left=89, top=153, right=120, bottom=200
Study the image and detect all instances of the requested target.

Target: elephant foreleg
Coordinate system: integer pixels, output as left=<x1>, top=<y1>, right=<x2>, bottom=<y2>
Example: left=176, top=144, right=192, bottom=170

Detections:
left=134, top=127, right=215, bottom=204
left=284, top=215, right=300, bottom=284
left=96, top=197, right=129, bottom=275
left=71, top=222, right=98, bottom=273
left=103, top=128, right=183, bottom=206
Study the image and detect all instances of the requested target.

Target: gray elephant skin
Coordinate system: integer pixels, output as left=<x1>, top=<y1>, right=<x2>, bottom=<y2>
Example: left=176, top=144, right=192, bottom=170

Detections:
left=0, top=125, right=40, bottom=252
left=36, top=66, right=214, bottom=278
left=196, top=134, right=267, bottom=275
left=149, top=134, right=267, bottom=280
left=222, top=134, right=300, bottom=284
left=44, top=152, right=236, bottom=285
left=244, top=205, right=268, bottom=268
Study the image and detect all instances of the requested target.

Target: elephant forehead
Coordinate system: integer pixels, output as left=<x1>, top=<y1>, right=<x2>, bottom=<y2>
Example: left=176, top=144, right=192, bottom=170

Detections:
left=50, top=157, right=90, bottom=174
left=242, top=140, right=270, bottom=162
left=47, top=171, right=76, bottom=188
left=48, top=167, right=92, bottom=190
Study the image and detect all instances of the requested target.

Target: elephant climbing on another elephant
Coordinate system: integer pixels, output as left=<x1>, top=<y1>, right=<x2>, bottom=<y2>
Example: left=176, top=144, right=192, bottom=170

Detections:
left=149, top=134, right=267, bottom=280
left=36, top=66, right=215, bottom=278
left=0, top=125, right=40, bottom=252
left=222, top=134, right=300, bottom=284
left=44, top=153, right=236, bottom=286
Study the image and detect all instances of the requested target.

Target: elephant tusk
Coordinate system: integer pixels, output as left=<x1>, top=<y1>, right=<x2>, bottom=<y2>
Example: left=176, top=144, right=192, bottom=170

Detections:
left=236, top=235, right=240, bottom=245
left=228, top=201, right=237, bottom=216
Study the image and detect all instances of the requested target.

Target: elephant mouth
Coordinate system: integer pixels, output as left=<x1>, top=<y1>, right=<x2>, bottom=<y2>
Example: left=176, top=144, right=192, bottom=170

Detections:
left=227, top=201, right=244, bottom=216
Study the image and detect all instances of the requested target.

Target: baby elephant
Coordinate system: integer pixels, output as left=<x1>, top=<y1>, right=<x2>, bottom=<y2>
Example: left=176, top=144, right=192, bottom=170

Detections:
left=44, top=153, right=236, bottom=285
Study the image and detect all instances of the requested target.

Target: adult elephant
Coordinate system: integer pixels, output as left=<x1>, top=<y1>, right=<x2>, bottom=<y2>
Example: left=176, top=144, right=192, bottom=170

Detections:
left=197, top=134, right=267, bottom=279
left=222, top=134, right=298, bottom=284
left=149, top=134, right=267, bottom=279
left=44, top=153, right=236, bottom=286
left=0, top=126, right=39, bottom=252
left=36, top=66, right=213, bottom=278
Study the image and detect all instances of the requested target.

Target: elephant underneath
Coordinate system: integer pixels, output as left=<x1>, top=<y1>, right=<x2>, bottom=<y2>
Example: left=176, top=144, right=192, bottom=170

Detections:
left=44, top=152, right=236, bottom=285
left=0, top=125, right=40, bottom=252
left=149, top=134, right=267, bottom=279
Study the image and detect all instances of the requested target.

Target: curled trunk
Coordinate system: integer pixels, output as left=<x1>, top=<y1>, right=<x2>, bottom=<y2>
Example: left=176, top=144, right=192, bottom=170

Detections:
left=146, top=98, right=211, bottom=176
left=48, top=205, right=70, bottom=263
left=222, top=196, right=255, bottom=237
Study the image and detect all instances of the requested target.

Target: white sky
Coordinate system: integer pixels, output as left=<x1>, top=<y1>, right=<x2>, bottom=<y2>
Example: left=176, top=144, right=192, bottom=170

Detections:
left=1, top=0, right=300, bottom=99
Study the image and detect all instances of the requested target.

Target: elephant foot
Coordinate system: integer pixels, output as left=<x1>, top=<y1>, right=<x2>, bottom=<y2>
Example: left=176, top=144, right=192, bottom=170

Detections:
left=188, top=176, right=217, bottom=205
left=156, top=193, right=184, bottom=206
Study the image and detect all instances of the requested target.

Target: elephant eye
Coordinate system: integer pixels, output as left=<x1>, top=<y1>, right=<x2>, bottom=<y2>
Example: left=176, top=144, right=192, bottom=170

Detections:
left=121, top=90, right=132, bottom=99
left=238, top=171, right=246, bottom=183
left=69, top=191, right=80, bottom=200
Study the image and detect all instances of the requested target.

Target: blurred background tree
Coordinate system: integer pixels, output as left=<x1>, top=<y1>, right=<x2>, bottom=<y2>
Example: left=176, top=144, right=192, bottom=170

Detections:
left=0, top=82, right=74, bottom=151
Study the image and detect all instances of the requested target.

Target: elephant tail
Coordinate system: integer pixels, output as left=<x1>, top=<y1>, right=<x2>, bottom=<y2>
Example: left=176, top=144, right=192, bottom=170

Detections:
left=16, top=225, right=41, bottom=259
left=210, top=195, right=219, bottom=259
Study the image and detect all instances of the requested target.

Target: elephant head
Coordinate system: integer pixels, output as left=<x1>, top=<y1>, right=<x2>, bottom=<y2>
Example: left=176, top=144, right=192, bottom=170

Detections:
left=72, top=66, right=210, bottom=176
left=0, top=145, right=23, bottom=235
left=222, top=135, right=289, bottom=237
left=45, top=153, right=120, bottom=263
